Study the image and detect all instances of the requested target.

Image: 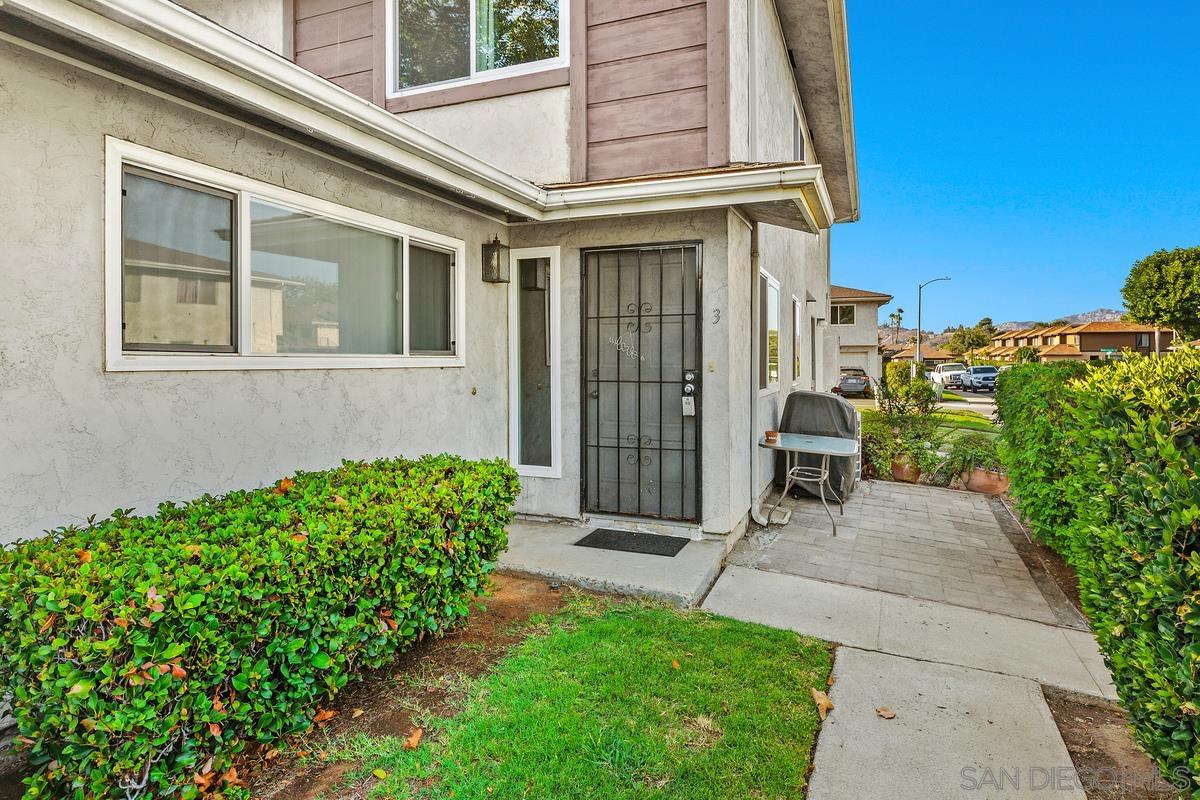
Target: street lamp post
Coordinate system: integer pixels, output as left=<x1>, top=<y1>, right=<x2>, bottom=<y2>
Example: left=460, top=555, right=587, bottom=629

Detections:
left=912, top=277, right=951, bottom=378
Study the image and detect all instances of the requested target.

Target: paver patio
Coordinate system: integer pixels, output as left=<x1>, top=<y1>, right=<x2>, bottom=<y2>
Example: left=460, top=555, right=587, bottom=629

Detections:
left=732, top=480, right=1076, bottom=626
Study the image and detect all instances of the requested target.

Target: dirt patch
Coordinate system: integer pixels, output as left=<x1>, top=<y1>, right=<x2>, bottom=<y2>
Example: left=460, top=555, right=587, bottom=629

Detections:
left=0, top=574, right=569, bottom=800
left=1043, top=686, right=1181, bottom=799
left=252, top=572, right=568, bottom=799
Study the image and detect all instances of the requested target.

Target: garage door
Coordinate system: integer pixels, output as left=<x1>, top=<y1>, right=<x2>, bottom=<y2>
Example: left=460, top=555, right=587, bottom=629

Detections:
left=839, top=351, right=870, bottom=373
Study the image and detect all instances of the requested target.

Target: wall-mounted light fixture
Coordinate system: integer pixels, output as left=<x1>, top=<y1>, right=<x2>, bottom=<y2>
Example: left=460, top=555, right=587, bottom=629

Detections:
left=481, top=235, right=510, bottom=283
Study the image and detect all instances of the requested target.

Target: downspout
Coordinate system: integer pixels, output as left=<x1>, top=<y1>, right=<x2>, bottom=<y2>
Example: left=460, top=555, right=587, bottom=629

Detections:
left=748, top=223, right=771, bottom=526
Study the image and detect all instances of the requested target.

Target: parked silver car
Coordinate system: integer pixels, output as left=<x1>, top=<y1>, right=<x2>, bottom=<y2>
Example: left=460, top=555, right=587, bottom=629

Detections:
left=833, top=367, right=873, bottom=398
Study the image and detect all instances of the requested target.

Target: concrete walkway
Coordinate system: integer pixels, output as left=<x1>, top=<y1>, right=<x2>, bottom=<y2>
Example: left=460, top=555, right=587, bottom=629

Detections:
left=498, top=519, right=724, bottom=607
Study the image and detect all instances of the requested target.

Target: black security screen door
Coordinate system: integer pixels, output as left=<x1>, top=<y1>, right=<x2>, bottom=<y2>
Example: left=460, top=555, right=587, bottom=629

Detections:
left=583, top=244, right=701, bottom=520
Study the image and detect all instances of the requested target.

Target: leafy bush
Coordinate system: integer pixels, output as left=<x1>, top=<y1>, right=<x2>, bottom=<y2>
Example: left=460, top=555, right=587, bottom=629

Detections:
left=1066, top=353, right=1200, bottom=788
left=995, top=361, right=1090, bottom=554
left=934, top=432, right=1003, bottom=486
left=0, top=455, right=519, bottom=799
left=860, top=411, right=900, bottom=478
left=996, top=353, right=1200, bottom=788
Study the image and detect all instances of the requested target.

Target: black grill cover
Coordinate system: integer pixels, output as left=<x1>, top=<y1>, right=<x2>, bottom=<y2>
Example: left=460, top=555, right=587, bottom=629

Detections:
left=772, top=390, right=859, bottom=501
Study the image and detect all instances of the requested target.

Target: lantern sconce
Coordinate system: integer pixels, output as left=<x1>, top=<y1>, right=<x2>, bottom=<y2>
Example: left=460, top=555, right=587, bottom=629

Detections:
left=481, top=235, right=510, bottom=283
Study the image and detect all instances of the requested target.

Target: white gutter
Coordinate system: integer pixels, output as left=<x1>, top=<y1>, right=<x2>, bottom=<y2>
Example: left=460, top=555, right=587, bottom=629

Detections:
left=1, top=0, right=838, bottom=230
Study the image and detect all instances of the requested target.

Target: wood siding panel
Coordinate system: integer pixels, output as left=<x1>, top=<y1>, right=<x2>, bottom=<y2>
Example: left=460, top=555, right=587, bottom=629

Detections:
left=588, top=129, right=708, bottom=180
left=295, top=35, right=373, bottom=80
left=294, top=0, right=365, bottom=20
left=587, top=46, right=706, bottom=104
left=582, top=1, right=713, bottom=180
left=587, top=5, right=706, bottom=65
left=329, top=70, right=373, bottom=98
left=589, top=86, right=707, bottom=143
left=294, top=2, right=372, bottom=51
left=587, top=0, right=703, bottom=27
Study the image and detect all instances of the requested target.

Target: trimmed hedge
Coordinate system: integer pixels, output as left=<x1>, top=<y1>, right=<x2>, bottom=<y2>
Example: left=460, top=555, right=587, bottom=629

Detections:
left=994, top=361, right=1090, bottom=555
left=0, top=454, right=519, bottom=799
left=996, top=354, right=1200, bottom=790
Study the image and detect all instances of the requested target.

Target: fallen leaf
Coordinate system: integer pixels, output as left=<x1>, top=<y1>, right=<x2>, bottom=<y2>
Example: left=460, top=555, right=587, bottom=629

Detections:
left=77, top=549, right=92, bottom=564
left=333, top=495, right=348, bottom=506
left=291, top=533, right=308, bottom=543
left=38, top=613, right=57, bottom=634
left=811, top=688, right=834, bottom=721
left=171, top=664, right=187, bottom=680
left=113, top=617, right=129, bottom=629
left=351, top=708, right=365, bottom=719
left=222, top=766, right=245, bottom=787
left=275, top=477, right=296, bottom=494
left=671, top=660, right=681, bottom=670
left=404, top=728, right=424, bottom=749
left=264, top=748, right=281, bottom=761
left=373, top=768, right=389, bottom=780
left=208, top=722, right=222, bottom=738
left=314, top=708, right=338, bottom=724
left=193, top=771, right=214, bottom=791
left=876, top=706, right=896, bottom=720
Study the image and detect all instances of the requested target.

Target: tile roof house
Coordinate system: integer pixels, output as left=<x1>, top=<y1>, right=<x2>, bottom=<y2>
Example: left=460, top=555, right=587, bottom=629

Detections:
left=983, top=322, right=1173, bottom=362
left=829, top=284, right=893, bottom=380
left=0, top=0, right=858, bottom=542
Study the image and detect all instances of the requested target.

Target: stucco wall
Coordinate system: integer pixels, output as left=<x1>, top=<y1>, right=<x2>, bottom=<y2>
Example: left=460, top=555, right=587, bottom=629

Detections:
left=177, top=0, right=286, bottom=54
left=0, top=41, right=510, bottom=544
left=509, top=209, right=735, bottom=533
left=831, top=300, right=882, bottom=348
left=399, top=88, right=572, bottom=185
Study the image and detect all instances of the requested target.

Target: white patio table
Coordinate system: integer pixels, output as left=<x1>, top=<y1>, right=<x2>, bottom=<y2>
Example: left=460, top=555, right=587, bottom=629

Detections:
left=757, top=433, right=859, bottom=536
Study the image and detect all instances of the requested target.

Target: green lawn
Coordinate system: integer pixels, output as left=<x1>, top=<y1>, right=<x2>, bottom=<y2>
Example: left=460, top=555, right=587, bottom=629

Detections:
left=934, top=408, right=998, bottom=434
left=938, top=389, right=965, bottom=401
left=315, top=595, right=833, bottom=799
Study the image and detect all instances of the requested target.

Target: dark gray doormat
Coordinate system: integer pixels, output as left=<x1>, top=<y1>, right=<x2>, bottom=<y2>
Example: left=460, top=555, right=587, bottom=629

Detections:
left=574, top=528, right=690, bottom=557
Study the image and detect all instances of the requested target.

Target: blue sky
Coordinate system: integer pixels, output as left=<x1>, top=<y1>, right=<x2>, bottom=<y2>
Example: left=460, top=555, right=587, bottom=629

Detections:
left=837, top=2, right=1200, bottom=331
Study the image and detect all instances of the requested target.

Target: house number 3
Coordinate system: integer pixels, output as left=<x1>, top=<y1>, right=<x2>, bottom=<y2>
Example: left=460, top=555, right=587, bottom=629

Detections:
left=712, top=308, right=721, bottom=324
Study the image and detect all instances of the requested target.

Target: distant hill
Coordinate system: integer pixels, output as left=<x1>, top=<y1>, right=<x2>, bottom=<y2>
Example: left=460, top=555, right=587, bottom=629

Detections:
left=995, top=308, right=1123, bottom=331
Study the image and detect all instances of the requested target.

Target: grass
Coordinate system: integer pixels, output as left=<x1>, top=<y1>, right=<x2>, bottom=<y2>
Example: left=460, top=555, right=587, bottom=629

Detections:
left=315, top=594, right=833, bottom=799
left=938, top=389, right=965, bottom=401
left=934, top=408, right=997, bottom=434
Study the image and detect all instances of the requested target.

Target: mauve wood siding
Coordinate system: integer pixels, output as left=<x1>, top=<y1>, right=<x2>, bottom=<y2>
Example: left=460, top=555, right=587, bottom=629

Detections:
left=292, top=0, right=375, bottom=100
left=584, top=1, right=712, bottom=180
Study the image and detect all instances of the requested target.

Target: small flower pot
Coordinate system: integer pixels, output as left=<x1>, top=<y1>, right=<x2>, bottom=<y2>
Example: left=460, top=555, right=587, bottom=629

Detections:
left=764, top=430, right=779, bottom=444
left=891, top=459, right=922, bottom=483
left=960, top=468, right=1010, bottom=495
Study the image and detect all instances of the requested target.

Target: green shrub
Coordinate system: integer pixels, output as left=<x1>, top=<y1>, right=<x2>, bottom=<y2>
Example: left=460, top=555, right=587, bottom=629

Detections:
left=0, top=454, right=519, bottom=799
left=934, top=432, right=1003, bottom=486
left=995, top=361, right=1090, bottom=554
left=997, top=353, right=1200, bottom=788
left=1066, top=353, right=1200, bottom=788
left=860, top=411, right=900, bottom=478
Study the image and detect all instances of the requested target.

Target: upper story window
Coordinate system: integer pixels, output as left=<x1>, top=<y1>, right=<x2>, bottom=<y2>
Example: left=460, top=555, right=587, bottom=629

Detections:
left=390, top=0, right=567, bottom=95
left=831, top=304, right=855, bottom=325
left=107, top=138, right=466, bottom=372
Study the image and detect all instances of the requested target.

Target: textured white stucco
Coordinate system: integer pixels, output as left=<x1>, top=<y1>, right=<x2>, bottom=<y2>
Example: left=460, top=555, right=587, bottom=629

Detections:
left=0, top=41, right=509, bottom=544
left=399, top=88, right=572, bottom=185
left=176, top=0, right=286, bottom=54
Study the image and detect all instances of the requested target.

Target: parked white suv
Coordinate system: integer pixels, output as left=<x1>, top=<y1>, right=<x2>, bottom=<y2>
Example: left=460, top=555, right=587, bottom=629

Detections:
left=961, top=365, right=999, bottom=392
left=930, top=362, right=967, bottom=389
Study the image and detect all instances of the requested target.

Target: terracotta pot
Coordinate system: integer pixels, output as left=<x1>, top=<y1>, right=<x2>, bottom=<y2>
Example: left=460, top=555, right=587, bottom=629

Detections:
left=891, top=459, right=922, bottom=483
left=960, top=467, right=1010, bottom=495
left=764, top=430, right=779, bottom=444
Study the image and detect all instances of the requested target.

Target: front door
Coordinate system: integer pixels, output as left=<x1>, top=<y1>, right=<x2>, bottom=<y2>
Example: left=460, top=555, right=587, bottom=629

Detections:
left=582, top=244, right=701, bottom=520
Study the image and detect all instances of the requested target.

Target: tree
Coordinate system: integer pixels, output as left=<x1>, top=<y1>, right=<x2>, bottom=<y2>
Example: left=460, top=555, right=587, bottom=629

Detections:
left=1014, top=345, right=1039, bottom=363
left=976, top=317, right=996, bottom=335
left=1122, top=247, right=1200, bottom=340
left=947, top=325, right=990, bottom=354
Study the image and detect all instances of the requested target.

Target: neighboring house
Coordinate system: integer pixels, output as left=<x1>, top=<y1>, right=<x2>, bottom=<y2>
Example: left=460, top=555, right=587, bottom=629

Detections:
left=1038, top=321, right=1174, bottom=361
left=890, top=345, right=955, bottom=366
left=829, top=284, right=893, bottom=381
left=0, top=0, right=858, bottom=542
left=982, top=322, right=1173, bottom=363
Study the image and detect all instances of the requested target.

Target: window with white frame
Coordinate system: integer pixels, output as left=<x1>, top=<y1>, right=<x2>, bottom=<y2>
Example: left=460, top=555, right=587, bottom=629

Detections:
left=831, top=304, right=855, bottom=326
left=390, top=0, right=567, bottom=94
left=758, top=271, right=780, bottom=390
left=508, top=247, right=561, bottom=478
left=108, top=139, right=465, bottom=371
left=792, top=297, right=803, bottom=382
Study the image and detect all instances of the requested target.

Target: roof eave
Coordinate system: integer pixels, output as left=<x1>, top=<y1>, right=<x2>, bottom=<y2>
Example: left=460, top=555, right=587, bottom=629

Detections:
left=774, top=0, right=859, bottom=223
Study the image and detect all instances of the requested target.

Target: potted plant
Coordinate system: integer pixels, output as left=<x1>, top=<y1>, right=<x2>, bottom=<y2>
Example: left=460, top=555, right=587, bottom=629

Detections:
left=937, top=432, right=1008, bottom=494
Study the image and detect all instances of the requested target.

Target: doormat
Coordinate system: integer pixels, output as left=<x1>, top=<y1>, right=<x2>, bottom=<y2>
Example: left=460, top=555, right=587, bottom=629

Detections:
left=573, top=528, right=690, bottom=557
